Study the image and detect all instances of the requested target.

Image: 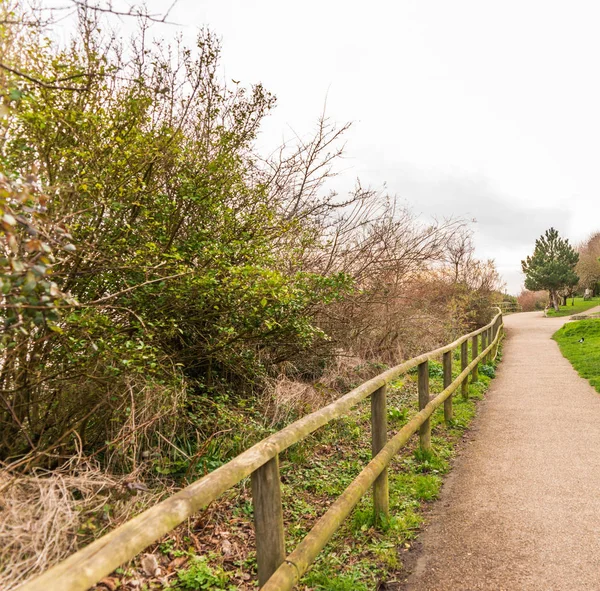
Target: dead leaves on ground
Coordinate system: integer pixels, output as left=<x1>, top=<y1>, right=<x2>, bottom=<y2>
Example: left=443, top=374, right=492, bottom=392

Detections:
left=94, top=498, right=256, bottom=590
left=96, top=553, right=191, bottom=590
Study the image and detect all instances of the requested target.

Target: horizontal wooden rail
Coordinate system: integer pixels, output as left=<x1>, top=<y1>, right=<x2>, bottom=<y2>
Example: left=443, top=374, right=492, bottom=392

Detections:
left=498, top=301, right=522, bottom=313
left=20, top=311, right=503, bottom=591
left=263, top=330, right=501, bottom=590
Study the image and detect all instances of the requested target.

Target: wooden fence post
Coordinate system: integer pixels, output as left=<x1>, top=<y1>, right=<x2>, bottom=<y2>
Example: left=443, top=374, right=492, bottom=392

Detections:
left=471, top=334, right=479, bottom=382
left=371, top=385, right=389, bottom=523
left=481, top=330, right=488, bottom=365
left=418, top=361, right=431, bottom=451
left=443, top=351, right=453, bottom=422
left=494, top=318, right=502, bottom=357
left=487, top=327, right=493, bottom=363
left=251, top=456, right=286, bottom=587
left=461, top=340, right=469, bottom=399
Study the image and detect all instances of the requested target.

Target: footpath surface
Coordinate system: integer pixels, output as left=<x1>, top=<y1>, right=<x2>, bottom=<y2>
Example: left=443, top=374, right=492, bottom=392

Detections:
left=405, top=307, right=600, bottom=591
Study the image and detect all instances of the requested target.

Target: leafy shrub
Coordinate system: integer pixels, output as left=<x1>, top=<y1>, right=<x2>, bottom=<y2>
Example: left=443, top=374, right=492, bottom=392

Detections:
left=0, top=4, right=503, bottom=468
left=428, top=361, right=444, bottom=378
left=169, top=557, right=234, bottom=591
left=479, top=364, right=496, bottom=379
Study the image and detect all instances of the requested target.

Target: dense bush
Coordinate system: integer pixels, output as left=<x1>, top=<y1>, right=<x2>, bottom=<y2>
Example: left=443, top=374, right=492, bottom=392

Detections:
left=517, top=289, right=549, bottom=312
left=0, top=6, right=502, bottom=466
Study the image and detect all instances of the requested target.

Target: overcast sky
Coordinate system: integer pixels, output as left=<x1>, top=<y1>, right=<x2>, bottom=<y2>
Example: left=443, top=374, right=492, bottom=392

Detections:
left=52, top=0, right=600, bottom=293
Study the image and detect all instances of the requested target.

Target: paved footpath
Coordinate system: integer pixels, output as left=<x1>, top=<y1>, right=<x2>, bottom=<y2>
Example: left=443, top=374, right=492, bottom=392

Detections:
left=405, top=307, right=600, bottom=591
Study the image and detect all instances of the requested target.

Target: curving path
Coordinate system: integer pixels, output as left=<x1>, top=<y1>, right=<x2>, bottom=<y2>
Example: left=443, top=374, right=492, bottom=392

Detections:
left=405, top=307, right=600, bottom=591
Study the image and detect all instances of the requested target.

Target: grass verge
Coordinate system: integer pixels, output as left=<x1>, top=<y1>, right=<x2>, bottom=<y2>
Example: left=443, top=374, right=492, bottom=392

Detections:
left=546, top=296, right=600, bottom=317
left=553, top=319, right=600, bottom=393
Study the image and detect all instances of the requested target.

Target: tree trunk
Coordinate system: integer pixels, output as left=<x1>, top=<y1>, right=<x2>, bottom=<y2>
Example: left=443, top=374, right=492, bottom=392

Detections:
left=549, top=290, right=559, bottom=311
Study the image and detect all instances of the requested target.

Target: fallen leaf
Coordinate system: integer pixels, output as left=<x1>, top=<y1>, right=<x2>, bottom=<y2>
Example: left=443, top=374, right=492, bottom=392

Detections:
left=222, top=539, right=233, bottom=556
left=98, top=577, right=118, bottom=591
left=168, top=556, right=188, bottom=571
left=141, top=553, right=159, bottom=576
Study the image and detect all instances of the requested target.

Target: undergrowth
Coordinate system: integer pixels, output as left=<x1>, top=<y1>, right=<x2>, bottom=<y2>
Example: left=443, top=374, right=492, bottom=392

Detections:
left=106, top=342, right=502, bottom=591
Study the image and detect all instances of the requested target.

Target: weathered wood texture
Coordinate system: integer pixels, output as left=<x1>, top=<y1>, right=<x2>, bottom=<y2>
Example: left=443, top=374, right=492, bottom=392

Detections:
left=471, top=334, right=479, bottom=382
left=371, top=385, right=389, bottom=521
left=20, top=311, right=503, bottom=591
left=418, top=361, right=431, bottom=451
left=461, top=340, right=469, bottom=399
left=443, top=350, right=453, bottom=422
left=482, top=330, right=488, bottom=366
left=251, top=456, right=286, bottom=586
left=493, top=319, right=505, bottom=361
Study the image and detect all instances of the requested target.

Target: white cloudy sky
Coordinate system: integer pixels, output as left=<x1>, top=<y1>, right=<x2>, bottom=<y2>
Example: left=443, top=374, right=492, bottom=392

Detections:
left=49, top=0, right=600, bottom=293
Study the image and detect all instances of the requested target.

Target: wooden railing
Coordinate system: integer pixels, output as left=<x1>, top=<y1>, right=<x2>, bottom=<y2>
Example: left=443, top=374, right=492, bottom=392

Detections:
left=498, top=301, right=522, bottom=314
left=20, top=310, right=504, bottom=591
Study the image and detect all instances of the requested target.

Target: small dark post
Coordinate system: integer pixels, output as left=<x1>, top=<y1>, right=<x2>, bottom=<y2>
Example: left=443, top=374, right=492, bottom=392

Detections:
left=471, top=334, right=479, bottom=382
left=251, top=456, right=286, bottom=586
left=371, top=384, right=389, bottom=523
left=443, top=350, right=453, bottom=422
left=418, top=361, right=431, bottom=451
left=461, top=340, right=469, bottom=399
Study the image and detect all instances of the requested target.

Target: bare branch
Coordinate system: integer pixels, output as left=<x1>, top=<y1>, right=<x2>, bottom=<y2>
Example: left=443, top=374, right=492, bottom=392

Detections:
left=0, top=61, right=91, bottom=91
left=70, top=0, right=180, bottom=25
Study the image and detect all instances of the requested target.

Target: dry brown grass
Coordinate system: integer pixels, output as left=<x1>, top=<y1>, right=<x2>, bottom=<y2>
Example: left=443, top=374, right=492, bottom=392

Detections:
left=0, top=375, right=187, bottom=589
left=261, top=354, right=390, bottom=427
left=262, top=375, right=333, bottom=427
left=0, top=457, right=170, bottom=590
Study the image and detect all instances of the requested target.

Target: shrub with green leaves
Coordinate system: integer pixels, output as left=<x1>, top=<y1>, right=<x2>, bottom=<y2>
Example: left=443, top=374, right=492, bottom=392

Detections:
left=0, top=5, right=503, bottom=466
left=479, top=364, right=496, bottom=379
left=169, top=557, right=234, bottom=591
left=0, top=9, right=356, bottom=461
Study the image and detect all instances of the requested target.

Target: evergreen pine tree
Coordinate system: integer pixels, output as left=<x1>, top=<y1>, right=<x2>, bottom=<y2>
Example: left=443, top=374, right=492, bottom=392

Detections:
left=521, top=228, right=579, bottom=310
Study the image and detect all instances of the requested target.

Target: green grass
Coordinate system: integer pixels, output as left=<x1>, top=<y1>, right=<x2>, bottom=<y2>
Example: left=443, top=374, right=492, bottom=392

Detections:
left=167, top=556, right=236, bottom=590
left=276, top=349, right=499, bottom=590
left=149, top=341, right=502, bottom=590
left=546, top=296, right=600, bottom=317
left=553, top=319, right=600, bottom=393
